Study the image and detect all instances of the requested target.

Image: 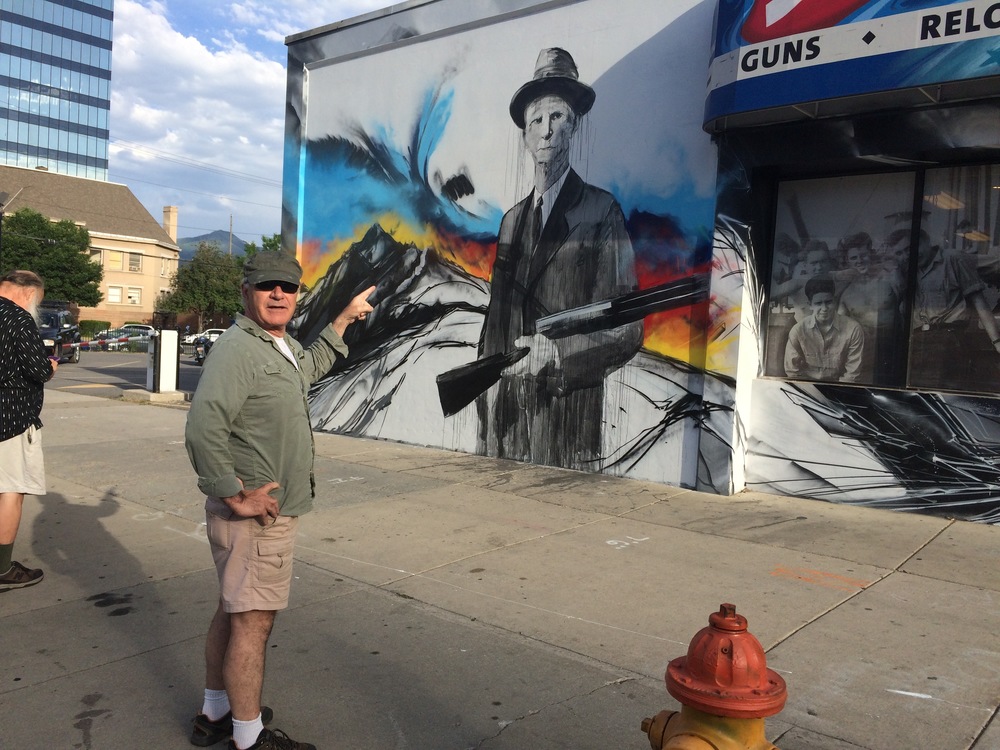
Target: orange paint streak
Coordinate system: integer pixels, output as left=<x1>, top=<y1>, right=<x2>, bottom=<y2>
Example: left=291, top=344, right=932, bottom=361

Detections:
left=771, top=565, right=872, bottom=592
left=297, top=214, right=496, bottom=288
left=297, top=219, right=731, bottom=371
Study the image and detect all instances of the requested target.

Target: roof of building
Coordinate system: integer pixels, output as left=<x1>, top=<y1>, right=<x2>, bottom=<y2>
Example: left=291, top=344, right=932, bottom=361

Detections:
left=0, top=165, right=178, bottom=249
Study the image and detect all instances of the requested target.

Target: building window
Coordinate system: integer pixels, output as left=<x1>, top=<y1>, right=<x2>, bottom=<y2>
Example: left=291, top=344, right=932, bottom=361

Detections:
left=128, top=252, right=141, bottom=272
left=764, top=172, right=914, bottom=387
left=764, top=163, right=1000, bottom=394
left=126, top=287, right=141, bottom=305
left=106, top=250, right=123, bottom=270
left=909, top=164, right=1000, bottom=393
left=107, top=285, right=122, bottom=304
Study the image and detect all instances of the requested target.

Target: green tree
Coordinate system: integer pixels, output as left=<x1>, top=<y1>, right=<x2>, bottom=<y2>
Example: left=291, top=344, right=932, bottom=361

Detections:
left=157, top=242, right=243, bottom=330
left=242, top=233, right=281, bottom=258
left=262, top=233, right=281, bottom=253
left=0, top=208, right=103, bottom=305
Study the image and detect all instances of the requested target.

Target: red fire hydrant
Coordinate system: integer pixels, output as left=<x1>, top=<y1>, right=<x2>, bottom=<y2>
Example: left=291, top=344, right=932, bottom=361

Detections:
left=641, top=603, right=786, bottom=749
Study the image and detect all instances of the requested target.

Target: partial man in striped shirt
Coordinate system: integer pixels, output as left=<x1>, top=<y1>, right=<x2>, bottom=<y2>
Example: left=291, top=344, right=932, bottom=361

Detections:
left=0, top=269, right=56, bottom=591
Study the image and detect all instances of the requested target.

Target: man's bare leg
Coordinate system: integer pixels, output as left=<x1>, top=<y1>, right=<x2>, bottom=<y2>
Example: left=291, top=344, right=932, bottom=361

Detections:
left=205, top=602, right=231, bottom=692
left=225, top=609, right=276, bottom=720
left=0, top=492, right=25, bottom=546
left=0, top=492, right=26, bottom=574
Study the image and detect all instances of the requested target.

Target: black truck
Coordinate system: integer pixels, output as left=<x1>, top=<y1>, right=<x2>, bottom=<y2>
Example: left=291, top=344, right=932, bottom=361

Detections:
left=38, top=301, right=81, bottom=363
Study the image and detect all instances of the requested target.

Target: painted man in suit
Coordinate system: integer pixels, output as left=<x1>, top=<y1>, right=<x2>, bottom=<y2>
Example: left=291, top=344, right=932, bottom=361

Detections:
left=478, top=48, right=643, bottom=470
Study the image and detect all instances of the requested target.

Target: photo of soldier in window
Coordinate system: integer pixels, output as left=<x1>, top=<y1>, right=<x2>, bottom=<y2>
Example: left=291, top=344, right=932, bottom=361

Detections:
left=783, top=274, right=865, bottom=383
left=764, top=173, right=915, bottom=386
left=909, top=164, right=1000, bottom=394
left=907, top=228, right=1000, bottom=392
left=765, top=239, right=843, bottom=377
left=836, top=231, right=907, bottom=384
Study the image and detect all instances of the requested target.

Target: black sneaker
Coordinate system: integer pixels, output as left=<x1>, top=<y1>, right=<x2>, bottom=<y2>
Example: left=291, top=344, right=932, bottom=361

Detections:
left=0, top=561, right=43, bottom=592
left=230, top=728, right=316, bottom=750
left=191, top=706, right=274, bottom=746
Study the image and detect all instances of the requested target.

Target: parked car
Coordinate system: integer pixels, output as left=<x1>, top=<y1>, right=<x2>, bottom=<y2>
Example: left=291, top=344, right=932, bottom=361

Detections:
left=88, top=327, right=150, bottom=352
left=122, top=323, right=156, bottom=336
left=183, top=328, right=225, bottom=345
left=37, top=302, right=81, bottom=363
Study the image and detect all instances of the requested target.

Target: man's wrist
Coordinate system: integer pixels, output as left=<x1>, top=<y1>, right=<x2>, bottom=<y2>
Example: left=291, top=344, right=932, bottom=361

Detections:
left=330, top=315, right=352, bottom=337
left=222, top=491, right=244, bottom=507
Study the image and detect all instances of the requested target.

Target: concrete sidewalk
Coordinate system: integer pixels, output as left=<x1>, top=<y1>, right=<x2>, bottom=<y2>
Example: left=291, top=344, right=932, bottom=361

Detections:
left=3, top=388, right=998, bottom=749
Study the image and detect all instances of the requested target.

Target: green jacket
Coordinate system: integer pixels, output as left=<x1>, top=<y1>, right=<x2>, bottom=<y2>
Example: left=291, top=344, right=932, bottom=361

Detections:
left=185, top=313, right=349, bottom=516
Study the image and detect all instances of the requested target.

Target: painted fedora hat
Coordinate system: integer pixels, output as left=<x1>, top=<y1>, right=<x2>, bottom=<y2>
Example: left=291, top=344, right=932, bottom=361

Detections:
left=509, top=47, right=596, bottom=129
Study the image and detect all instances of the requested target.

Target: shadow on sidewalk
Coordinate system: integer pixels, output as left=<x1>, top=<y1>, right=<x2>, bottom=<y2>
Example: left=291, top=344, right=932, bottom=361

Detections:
left=31, top=491, right=200, bottom=740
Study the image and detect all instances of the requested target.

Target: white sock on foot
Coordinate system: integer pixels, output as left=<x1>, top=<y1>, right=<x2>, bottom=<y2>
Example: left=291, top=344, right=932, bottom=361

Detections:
left=232, top=714, right=264, bottom=749
left=202, top=688, right=230, bottom=721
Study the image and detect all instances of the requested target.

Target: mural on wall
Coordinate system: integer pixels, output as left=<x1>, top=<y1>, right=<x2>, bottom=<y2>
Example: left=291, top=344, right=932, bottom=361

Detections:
left=284, top=0, right=739, bottom=490
left=747, top=381, right=1000, bottom=524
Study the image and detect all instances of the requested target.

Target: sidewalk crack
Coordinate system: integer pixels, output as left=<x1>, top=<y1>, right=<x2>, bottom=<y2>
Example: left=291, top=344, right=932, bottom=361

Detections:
left=469, top=677, right=637, bottom=749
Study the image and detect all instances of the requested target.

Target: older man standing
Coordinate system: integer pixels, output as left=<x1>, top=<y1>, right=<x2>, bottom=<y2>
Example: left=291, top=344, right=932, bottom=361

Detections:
left=0, top=270, right=55, bottom=592
left=478, top=47, right=643, bottom=470
left=185, top=251, right=373, bottom=750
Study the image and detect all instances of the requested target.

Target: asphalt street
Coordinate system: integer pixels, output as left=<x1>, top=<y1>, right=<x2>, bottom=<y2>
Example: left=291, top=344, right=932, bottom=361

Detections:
left=49, top=347, right=203, bottom=400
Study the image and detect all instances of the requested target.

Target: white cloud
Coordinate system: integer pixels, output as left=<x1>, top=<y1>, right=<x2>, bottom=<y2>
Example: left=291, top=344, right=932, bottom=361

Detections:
left=110, top=0, right=381, bottom=243
left=228, top=1, right=392, bottom=42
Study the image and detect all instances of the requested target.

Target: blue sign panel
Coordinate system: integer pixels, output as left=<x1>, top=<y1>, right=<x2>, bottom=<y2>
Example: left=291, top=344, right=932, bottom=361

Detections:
left=707, top=0, right=1000, bottom=128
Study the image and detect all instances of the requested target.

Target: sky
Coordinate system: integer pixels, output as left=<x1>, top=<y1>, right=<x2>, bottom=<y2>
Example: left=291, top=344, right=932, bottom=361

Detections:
left=108, top=0, right=391, bottom=246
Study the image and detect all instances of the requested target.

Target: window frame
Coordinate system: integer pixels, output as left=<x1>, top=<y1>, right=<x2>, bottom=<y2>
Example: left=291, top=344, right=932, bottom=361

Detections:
left=762, top=161, right=1000, bottom=396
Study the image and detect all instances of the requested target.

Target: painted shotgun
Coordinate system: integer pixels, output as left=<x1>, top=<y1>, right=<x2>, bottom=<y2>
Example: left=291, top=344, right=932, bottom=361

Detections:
left=436, top=273, right=709, bottom=416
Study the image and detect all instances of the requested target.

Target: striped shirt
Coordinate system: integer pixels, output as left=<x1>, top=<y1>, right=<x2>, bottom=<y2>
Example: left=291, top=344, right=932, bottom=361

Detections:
left=0, top=295, right=53, bottom=442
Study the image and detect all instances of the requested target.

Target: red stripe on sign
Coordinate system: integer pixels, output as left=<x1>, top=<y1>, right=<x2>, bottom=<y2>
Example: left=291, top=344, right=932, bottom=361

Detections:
left=742, top=0, right=870, bottom=43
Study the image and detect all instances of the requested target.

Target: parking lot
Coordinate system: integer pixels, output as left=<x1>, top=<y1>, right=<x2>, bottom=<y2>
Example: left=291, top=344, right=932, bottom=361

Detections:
left=47, top=348, right=204, bottom=400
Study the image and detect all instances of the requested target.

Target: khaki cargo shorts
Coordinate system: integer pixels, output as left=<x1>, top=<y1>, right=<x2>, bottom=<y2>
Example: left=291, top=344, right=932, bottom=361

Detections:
left=205, top=496, right=299, bottom=613
left=0, top=425, right=46, bottom=496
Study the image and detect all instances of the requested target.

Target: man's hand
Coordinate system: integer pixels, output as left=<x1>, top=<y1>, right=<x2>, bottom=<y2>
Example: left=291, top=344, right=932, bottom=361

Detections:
left=222, top=481, right=280, bottom=526
left=507, top=334, right=560, bottom=377
left=332, top=285, right=377, bottom=337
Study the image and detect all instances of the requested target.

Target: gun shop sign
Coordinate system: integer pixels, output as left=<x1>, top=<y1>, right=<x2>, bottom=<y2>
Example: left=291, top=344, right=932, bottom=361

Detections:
left=706, top=0, right=1000, bottom=125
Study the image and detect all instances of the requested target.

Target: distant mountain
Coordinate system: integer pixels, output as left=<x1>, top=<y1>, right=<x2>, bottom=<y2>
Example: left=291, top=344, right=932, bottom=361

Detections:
left=178, top=230, right=248, bottom=261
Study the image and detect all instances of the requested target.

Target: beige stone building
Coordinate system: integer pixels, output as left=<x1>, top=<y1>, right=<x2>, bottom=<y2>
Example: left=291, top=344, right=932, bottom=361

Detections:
left=0, top=165, right=180, bottom=327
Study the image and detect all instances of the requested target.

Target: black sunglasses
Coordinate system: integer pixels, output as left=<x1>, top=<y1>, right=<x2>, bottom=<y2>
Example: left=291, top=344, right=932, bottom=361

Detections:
left=254, top=280, right=300, bottom=294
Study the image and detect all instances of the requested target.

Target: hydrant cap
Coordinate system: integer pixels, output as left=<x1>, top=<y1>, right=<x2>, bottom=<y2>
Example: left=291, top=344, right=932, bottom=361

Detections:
left=666, top=603, right=787, bottom=718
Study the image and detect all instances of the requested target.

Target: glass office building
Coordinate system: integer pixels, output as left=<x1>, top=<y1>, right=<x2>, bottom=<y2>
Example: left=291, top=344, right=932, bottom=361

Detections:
left=0, top=0, right=113, bottom=180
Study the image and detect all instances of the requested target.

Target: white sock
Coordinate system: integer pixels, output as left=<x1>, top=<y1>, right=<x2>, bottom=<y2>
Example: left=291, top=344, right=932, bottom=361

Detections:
left=232, top=714, right=264, bottom=749
left=202, top=688, right=230, bottom=721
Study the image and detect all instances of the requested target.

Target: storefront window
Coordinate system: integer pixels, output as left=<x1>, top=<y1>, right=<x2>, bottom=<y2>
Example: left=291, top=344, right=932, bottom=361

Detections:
left=764, top=172, right=915, bottom=386
left=766, top=164, right=1000, bottom=395
left=908, top=165, right=1000, bottom=393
